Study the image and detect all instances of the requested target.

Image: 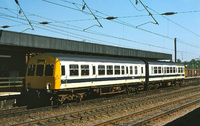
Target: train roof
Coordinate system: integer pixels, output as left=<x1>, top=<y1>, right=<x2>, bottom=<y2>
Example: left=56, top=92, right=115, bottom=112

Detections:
left=148, top=61, right=184, bottom=66
left=44, top=53, right=145, bottom=64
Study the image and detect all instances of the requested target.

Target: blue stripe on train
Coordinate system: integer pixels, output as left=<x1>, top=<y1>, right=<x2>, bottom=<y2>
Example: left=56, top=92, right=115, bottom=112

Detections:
left=61, top=74, right=184, bottom=84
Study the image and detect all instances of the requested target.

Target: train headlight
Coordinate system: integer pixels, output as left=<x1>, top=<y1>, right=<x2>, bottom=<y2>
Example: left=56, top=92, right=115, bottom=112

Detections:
left=46, top=83, right=51, bottom=93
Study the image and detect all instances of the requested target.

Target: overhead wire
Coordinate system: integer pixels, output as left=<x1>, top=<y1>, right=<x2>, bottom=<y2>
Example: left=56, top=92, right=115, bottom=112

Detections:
left=129, top=0, right=145, bottom=11
left=1, top=2, right=200, bottom=59
left=0, top=6, right=197, bottom=53
left=147, top=6, right=200, bottom=38
left=0, top=11, right=174, bottom=52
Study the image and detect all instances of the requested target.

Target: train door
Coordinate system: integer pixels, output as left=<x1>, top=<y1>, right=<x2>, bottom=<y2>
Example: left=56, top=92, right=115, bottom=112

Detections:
left=92, top=64, right=97, bottom=77
left=125, top=66, right=129, bottom=76
left=140, top=65, right=145, bottom=82
left=60, top=63, right=67, bottom=84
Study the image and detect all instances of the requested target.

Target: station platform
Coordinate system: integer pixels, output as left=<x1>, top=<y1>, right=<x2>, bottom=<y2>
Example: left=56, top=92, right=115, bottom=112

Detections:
left=0, top=92, right=21, bottom=101
left=185, top=76, right=200, bottom=79
left=0, top=92, right=21, bottom=109
left=0, top=92, right=21, bottom=97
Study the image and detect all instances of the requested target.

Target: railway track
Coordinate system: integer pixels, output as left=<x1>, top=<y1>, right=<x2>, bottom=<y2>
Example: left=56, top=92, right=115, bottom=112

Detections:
left=0, top=106, right=27, bottom=119
left=95, top=94, right=200, bottom=126
left=0, top=106, right=53, bottom=119
left=11, top=86, right=200, bottom=126
left=0, top=83, right=187, bottom=120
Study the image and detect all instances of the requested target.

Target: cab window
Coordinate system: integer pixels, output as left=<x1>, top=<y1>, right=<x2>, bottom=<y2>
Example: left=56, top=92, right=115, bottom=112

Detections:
left=28, top=65, right=35, bottom=76
left=36, top=65, right=44, bottom=76
left=45, top=64, right=54, bottom=76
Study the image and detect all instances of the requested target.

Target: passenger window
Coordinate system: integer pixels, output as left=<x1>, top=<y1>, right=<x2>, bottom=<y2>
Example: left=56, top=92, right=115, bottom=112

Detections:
left=93, top=66, right=96, bottom=75
left=135, top=66, right=138, bottom=75
left=151, top=66, right=154, bottom=74
left=178, top=67, right=181, bottom=73
left=81, top=65, right=89, bottom=76
left=141, top=67, right=144, bottom=74
left=121, top=66, right=125, bottom=75
left=61, top=65, right=65, bottom=76
left=36, top=65, right=44, bottom=76
left=173, top=67, right=175, bottom=73
left=114, top=65, right=120, bottom=75
left=107, top=65, right=113, bottom=75
left=170, top=67, right=173, bottom=73
left=28, top=65, right=35, bottom=76
left=154, top=67, right=157, bottom=74
left=130, top=66, right=133, bottom=75
left=126, top=66, right=129, bottom=74
left=164, top=67, right=167, bottom=73
left=70, top=64, right=79, bottom=76
left=45, top=64, right=54, bottom=76
left=181, top=68, right=183, bottom=73
left=167, top=67, right=170, bottom=73
left=158, top=67, right=161, bottom=74
left=98, top=65, right=105, bottom=75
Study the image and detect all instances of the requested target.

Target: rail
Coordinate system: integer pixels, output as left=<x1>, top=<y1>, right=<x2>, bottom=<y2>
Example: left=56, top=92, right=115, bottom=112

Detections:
left=0, top=77, right=24, bottom=88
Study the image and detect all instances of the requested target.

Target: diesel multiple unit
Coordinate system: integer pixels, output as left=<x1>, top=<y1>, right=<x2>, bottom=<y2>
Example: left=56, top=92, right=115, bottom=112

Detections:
left=25, top=53, right=185, bottom=104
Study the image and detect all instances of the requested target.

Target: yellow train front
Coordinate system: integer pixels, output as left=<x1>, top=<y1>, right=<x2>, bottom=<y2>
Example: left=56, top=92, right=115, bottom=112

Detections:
left=26, top=54, right=61, bottom=91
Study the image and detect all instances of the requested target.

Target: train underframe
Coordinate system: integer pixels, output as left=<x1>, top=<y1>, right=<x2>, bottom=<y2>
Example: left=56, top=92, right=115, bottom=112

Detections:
left=20, top=79, right=183, bottom=107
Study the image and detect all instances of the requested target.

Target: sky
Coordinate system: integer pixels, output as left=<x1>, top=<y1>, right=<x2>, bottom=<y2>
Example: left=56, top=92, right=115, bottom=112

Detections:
left=0, top=0, right=200, bottom=61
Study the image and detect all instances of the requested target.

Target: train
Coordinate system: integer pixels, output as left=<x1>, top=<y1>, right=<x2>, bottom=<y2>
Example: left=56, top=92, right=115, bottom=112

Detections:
left=24, top=53, right=185, bottom=105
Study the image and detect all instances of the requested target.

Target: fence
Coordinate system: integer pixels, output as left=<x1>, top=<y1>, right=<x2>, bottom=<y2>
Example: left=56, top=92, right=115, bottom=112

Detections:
left=185, top=69, right=200, bottom=77
left=0, top=77, right=24, bottom=88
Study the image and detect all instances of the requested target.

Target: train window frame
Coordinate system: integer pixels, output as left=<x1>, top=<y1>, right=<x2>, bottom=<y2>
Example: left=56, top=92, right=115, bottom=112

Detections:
left=170, top=67, right=173, bottom=73
left=69, top=64, right=79, bottom=77
left=114, top=65, right=120, bottom=75
left=45, top=64, right=54, bottom=76
left=164, top=67, right=167, bottom=74
left=141, top=67, right=144, bottom=74
left=27, top=64, right=35, bottom=76
left=135, top=66, right=138, bottom=75
left=181, top=67, right=184, bottom=73
left=178, top=67, right=181, bottom=73
left=61, top=65, right=65, bottom=76
left=107, top=65, right=113, bottom=75
left=158, top=67, right=161, bottom=74
left=121, top=66, right=125, bottom=75
left=151, top=66, right=154, bottom=74
left=130, top=66, right=133, bottom=75
left=98, top=65, right=105, bottom=76
left=126, top=66, right=129, bottom=74
left=154, top=67, right=157, bottom=74
left=167, top=67, right=170, bottom=73
left=81, top=65, right=89, bottom=76
left=93, top=66, right=96, bottom=75
left=36, top=65, right=44, bottom=76
left=173, top=67, right=176, bottom=73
